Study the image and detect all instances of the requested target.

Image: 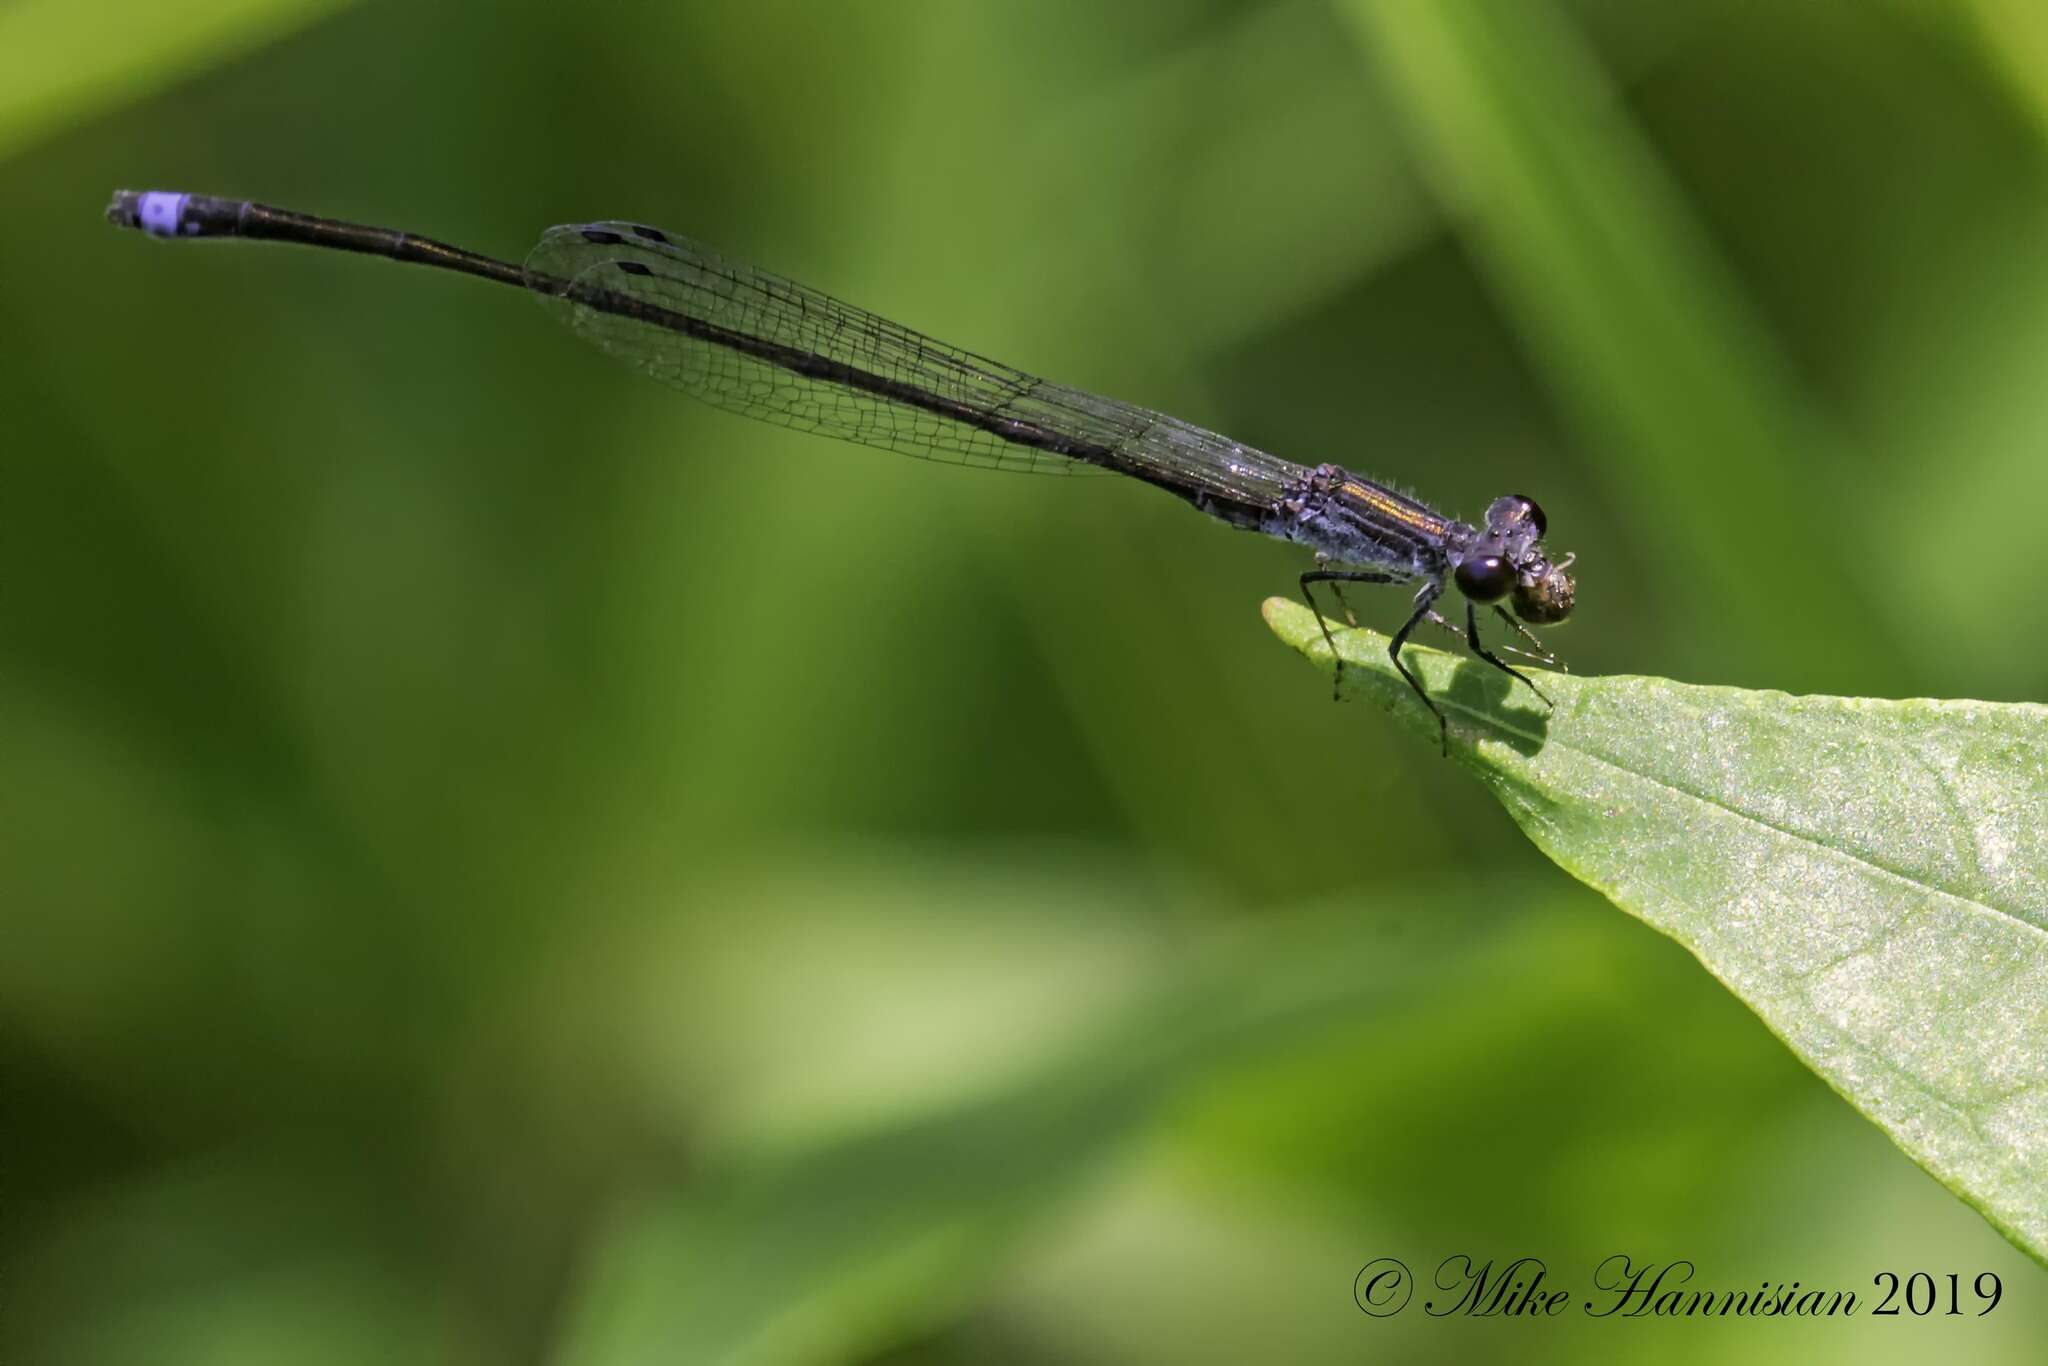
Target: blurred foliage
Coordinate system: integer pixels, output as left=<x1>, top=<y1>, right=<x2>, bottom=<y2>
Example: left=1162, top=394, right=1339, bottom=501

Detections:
left=0, top=0, right=354, bottom=160
left=5, top=1, right=2047, bottom=1363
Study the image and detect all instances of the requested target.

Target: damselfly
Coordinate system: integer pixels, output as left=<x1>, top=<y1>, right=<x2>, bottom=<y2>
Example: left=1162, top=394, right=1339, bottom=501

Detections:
left=107, top=190, right=1576, bottom=750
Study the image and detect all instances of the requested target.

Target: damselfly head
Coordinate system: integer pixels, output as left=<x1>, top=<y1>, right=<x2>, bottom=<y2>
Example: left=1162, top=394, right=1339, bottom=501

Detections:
left=1465, top=494, right=1571, bottom=622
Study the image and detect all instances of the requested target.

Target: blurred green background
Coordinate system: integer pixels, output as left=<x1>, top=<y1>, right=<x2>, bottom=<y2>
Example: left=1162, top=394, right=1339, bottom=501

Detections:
left=6, top=0, right=2047, bottom=1361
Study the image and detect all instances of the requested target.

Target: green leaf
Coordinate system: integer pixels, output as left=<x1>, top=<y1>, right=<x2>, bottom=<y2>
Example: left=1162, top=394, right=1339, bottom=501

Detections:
left=1263, top=595, right=2048, bottom=1265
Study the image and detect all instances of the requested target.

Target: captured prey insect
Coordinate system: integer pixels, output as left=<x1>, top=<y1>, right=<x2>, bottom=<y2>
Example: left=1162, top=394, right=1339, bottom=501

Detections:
left=106, top=189, right=1577, bottom=750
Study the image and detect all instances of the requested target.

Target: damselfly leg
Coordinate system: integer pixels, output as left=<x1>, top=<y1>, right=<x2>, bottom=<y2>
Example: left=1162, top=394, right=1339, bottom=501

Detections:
left=1299, top=568, right=1400, bottom=700
left=1464, top=600, right=1551, bottom=708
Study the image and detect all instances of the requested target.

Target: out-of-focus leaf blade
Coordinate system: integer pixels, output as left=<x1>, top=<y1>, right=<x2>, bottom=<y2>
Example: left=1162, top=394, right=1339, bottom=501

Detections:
left=551, top=895, right=1505, bottom=1366
left=1960, top=0, right=2048, bottom=148
left=1336, top=0, right=1886, bottom=681
left=0, top=0, right=354, bottom=160
left=1264, top=595, right=2048, bottom=1264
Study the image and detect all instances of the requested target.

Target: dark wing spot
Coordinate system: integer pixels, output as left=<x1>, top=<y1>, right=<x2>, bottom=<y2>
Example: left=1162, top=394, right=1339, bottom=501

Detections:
left=629, top=224, right=670, bottom=244
left=614, top=260, right=653, bottom=276
left=580, top=228, right=626, bottom=245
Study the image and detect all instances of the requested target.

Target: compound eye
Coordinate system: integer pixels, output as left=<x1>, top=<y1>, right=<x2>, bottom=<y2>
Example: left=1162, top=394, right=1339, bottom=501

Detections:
left=1483, top=494, right=1546, bottom=537
left=1455, top=553, right=1514, bottom=603
left=1507, top=494, right=1546, bottom=537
